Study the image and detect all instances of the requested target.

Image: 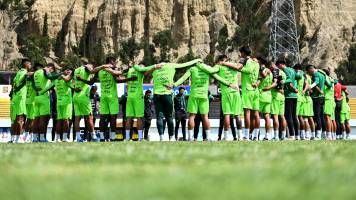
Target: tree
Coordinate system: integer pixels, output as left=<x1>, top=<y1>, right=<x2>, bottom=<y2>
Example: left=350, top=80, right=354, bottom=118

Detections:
left=19, top=34, right=50, bottom=65
left=153, top=30, right=178, bottom=62
left=118, top=37, right=142, bottom=65
left=142, top=38, right=157, bottom=66
left=90, top=40, right=105, bottom=65
left=216, top=25, right=233, bottom=54
left=231, top=0, right=270, bottom=55
left=335, top=44, right=356, bottom=84
left=42, top=13, right=49, bottom=37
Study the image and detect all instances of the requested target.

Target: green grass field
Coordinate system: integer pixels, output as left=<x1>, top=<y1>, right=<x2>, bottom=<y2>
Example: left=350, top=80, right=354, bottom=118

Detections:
left=1, top=141, right=356, bottom=200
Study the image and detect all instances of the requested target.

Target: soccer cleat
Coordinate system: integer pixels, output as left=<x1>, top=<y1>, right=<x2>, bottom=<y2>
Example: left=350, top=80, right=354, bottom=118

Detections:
left=242, top=137, right=250, bottom=141
left=169, top=136, right=176, bottom=142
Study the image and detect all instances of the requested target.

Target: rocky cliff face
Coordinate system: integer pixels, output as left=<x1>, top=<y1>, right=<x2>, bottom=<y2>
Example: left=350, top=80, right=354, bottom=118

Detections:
left=297, top=0, right=356, bottom=70
left=0, top=0, right=355, bottom=73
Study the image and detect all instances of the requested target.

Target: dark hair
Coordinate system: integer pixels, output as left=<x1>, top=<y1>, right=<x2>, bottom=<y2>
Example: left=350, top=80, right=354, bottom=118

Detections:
left=179, top=87, right=185, bottom=91
left=293, top=63, right=303, bottom=70
left=275, top=60, right=286, bottom=66
left=47, top=63, right=55, bottom=68
left=21, top=58, right=31, bottom=66
left=239, top=46, right=252, bottom=56
left=34, top=63, right=44, bottom=70
left=323, top=68, right=330, bottom=76
left=216, top=55, right=228, bottom=62
left=62, top=66, right=73, bottom=71
left=256, top=54, right=267, bottom=65
left=106, top=56, right=116, bottom=64
left=145, top=90, right=152, bottom=94
left=305, top=64, right=315, bottom=71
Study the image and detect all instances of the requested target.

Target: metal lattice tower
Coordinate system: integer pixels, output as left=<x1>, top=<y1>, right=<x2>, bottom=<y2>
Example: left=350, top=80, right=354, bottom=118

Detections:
left=269, top=0, right=300, bottom=64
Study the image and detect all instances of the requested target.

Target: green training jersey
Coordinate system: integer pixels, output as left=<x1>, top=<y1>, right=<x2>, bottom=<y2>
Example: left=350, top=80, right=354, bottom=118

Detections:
left=55, top=79, right=72, bottom=105
left=323, top=75, right=334, bottom=100
left=214, top=64, right=239, bottom=94
left=33, top=69, right=51, bottom=96
left=259, top=68, right=273, bottom=103
left=283, top=67, right=298, bottom=98
left=310, top=70, right=325, bottom=98
left=240, top=58, right=259, bottom=92
left=12, top=68, right=27, bottom=98
left=25, top=76, right=36, bottom=104
left=127, top=66, right=144, bottom=99
left=133, top=59, right=202, bottom=95
left=271, top=68, right=286, bottom=101
left=73, top=66, right=91, bottom=97
left=341, top=91, right=350, bottom=113
left=174, top=66, right=210, bottom=98
left=98, top=69, right=118, bottom=98
left=296, top=70, right=305, bottom=93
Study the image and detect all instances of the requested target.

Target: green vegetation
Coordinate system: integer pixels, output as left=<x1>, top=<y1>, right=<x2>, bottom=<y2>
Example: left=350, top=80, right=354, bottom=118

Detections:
left=153, top=30, right=179, bottom=62
left=336, top=43, right=356, bottom=84
left=118, top=37, right=142, bottom=65
left=0, top=141, right=355, bottom=200
left=19, top=34, right=51, bottom=65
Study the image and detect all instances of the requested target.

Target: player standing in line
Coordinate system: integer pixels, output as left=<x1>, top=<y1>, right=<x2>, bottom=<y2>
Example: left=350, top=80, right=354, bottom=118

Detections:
left=340, top=90, right=351, bottom=140
left=123, top=63, right=153, bottom=141
left=294, top=64, right=307, bottom=140
left=54, top=67, right=73, bottom=142
left=10, top=59, right=31, bottom=143
left=320, top=69, right=335, bottom=140
left=32, top=63, right=59, bottom=142
left=257, top=57, right=274, bottom=140
left=306, top=65, right=326, bottom=140
left=172, top=62, right=235, bottom=141
left=73, top=60, right=108, bottom=142
left=23, top=63, right=38, bottom=142
left=300, top=72, right=315, bottom=140
left=143, top=90, right=154, bottom=141
left=276, top=60, right=299, bottom=140
left=267, top=61, right=287, bottom=141
left=174, top=87, right=188, bottom=141
left=133, top=59, right=202, bottom=141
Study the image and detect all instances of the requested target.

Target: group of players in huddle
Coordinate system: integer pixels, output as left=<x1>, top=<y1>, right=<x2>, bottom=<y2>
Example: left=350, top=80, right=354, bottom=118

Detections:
left=9, top=46, right=351, bottom=143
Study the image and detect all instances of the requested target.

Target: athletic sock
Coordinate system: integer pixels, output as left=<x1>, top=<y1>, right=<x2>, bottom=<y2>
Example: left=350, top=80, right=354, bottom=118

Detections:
left=342, top=131, right=346, bottom=139
left=55, top=134, right=61, bottom=141
left=223, top=130, right=229, bottom=140
left=281, top=131, right=286, bottom=140
left=188, top=130, right=193, bottom=141
left=311, top=131, right=316, bottom=138
left=243, top=128, right=249, bottom=139
left=99, top=132, right=104, bottom=140
left=63, top=133, right=68, bottom=141
left=138, top=130, right=143, bottom=141
left=237, top=129, right=242, bottom=140
left=206, top=130, right=211, bottom=141
left=273, top=130, right=278, bottom=139
left=253, top=129, right=260, bottom=140
left=76, top=132, right=82, bottom=141
left=159, top=134, right=164, bottom=141
left=91, top=132, right=97, bottom=140
left=125, top=130, right=130, bottom=141
left=300, top=130, right=305, bottom=139
left=33, top=133, right=39, bottom=142
left=321, top=131, right=326, bottom=139
left=305, top=131, right=310, bottom=139
left=110, top=132, right=116, bottom=140
left=316, top=130, right=321, bottom=138
left=40, top=134, right=46, bottom=141
left=265, top=131, right=271, bottom=140
left=46, top=132, right=52, bottom=142
left=346, top=133, right=350, bottom=140
left=327, top=132, right=331, bottom=140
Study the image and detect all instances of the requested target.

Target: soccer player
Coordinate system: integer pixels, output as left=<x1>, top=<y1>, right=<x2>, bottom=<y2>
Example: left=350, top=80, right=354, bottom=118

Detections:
left=216, top=47, right=260, bottom=141
left=340, top=90, right=351, bottom=140
left=267, top=61, right=287, bottom=141
left=32, top=63, right=59, bottom=142
left=257, top=57, right=274, bottom=140
left=300, top=72, right=315, bottom=140
left=73, top=60, right=106, bottom=142
left=276, top=60, right=299, bottom=140
left=53, top=67, right=73, bottom=142
left=172, top=62, right=235, bottom=141
left=144, top=90, right=154, bottom=141
left=123, top=63, right=153, bottom=141
left=294, top=64, right=307, bottom=140
left=23, top=63, right=38, bottom=142
left=320, top=69, right=335, bottom=140
left=334, top=80, right=347, bottom=138
left=133, top=59, right=202, bottom=141
left=10, top=59, right=31, bottom=143
left=174, top=87, right=188, bottom=141
left=306, top=65, right=326, bottom=140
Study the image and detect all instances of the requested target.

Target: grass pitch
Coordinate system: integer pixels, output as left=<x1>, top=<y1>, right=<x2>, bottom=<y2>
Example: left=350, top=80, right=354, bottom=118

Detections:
left=0, top=141, right=356, bottom=200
